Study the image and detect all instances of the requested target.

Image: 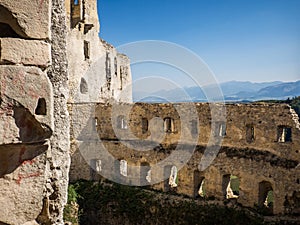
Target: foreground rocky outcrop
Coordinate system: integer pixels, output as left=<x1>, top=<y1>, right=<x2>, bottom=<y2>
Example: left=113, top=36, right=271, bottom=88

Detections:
left=0, top=0, right=70, bottom=224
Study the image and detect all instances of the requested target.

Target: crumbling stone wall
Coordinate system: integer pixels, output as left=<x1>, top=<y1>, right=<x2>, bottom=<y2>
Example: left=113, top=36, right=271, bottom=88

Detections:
left=69, top=102, right=300, bottom=215
left=0, top=0, right=70, bottom=224
left=0, top=0, right=131, bottom=223
left=65, top=0, right=132, bottom=104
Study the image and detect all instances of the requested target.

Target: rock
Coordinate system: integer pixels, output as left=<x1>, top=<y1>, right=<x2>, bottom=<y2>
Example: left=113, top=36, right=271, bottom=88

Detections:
left=0, top=0, right=50, bottom=39
left=0, top=38, right=51, bottom=68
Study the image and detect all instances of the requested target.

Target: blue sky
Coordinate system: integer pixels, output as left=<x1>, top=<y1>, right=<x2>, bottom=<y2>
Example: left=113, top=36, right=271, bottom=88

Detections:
left=98, top=0, right=300, bottom=87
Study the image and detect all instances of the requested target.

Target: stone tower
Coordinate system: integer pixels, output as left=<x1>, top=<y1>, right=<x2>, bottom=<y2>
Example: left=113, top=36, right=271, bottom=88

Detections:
left=66, top=0, right=132, bottom=104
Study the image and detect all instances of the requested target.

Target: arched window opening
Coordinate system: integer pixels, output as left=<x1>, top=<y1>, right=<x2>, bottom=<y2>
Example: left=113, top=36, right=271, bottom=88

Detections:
left=168, top=165, right=178, bottom=188
left=223, top=174, right=239, bottom=199
left=120, top=159, right=127, bottom=177
left=140, top=162, right=151, bottom=185
left=194, top=170, right=205, bottom=198
left=259, top=181, right=274, bottom=213
left=35, top=98, right=47, bottom=115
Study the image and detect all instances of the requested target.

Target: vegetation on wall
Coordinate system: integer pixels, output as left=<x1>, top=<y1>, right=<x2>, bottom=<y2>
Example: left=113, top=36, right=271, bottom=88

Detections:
left=287, top=96, right=300, bottom=116
left=256, top=96, right=300, bottom=117
left=64, top=180, right=268, bottom=225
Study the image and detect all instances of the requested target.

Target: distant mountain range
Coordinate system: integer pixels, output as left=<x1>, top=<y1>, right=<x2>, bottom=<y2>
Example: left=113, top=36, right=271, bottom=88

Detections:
left=133, top=80, right=300, bottom=102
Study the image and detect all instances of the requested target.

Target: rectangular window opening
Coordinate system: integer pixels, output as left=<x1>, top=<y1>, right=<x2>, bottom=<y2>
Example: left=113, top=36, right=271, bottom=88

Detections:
left=246, top=125, right=255, bottom=143
left=278, top=126, right=292, bottom=142
left=84, top=41, right=90, bottom=60
left=142, top=118, right=149, bottom=134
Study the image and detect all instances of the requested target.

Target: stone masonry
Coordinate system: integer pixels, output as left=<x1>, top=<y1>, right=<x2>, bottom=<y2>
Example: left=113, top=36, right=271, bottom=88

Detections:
left=0, top=0, right=131, bottom=224
left=69, top=102, right=300, bottom=215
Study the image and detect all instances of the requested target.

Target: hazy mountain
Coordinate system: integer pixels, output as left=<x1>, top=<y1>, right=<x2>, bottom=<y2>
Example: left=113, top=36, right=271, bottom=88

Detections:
left=216, top=81, right=283, bottom=96
left=256, top=81, right=300, bottom=98
left=133, top=80, right=300, bottom=102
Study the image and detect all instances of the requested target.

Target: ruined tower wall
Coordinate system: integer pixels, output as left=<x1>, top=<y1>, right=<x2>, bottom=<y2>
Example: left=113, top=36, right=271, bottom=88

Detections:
left=66, top=0, right=132, bottom=104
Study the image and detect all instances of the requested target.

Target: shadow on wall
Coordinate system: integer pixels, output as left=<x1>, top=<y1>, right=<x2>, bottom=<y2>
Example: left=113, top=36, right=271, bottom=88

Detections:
left=13, top=104, right=52, bottom=143
left=0, top=143, right=48, bottom=177
left=0, top=101, right=52, bottom=177
left=0, top=5, right=28, bottom=38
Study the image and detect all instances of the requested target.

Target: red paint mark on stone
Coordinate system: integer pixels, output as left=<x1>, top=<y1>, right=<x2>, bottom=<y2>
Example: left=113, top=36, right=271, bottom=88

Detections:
left=22, top=159, right=36, bottom=166
left=16, top=172, right=41, bottom=185
left=38, top=0, right=45, bottom=15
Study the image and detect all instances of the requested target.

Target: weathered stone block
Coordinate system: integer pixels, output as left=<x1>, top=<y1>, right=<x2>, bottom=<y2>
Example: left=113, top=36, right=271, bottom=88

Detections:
left=0, top=38, right=51, bottom=67
left=0, top=66, right=53, bottom=144
left=0, top=144, right=47, bottom=225
left=0, top=0, right=51, bottom=39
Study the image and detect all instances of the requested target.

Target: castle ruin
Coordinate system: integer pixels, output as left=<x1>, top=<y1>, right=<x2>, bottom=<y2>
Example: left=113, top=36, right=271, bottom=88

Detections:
left=0, top=0, right=299, bottom=224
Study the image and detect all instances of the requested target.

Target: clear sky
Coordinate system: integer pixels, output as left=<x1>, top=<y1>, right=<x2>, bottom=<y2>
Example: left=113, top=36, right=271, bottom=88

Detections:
left=98, top=0, right=300, bottom=86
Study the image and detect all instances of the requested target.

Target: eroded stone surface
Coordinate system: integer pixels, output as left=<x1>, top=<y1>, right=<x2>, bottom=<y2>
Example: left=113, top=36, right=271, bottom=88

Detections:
left=0, top=145, right=47, bottom=225
left=0, top=0, right=51, bottom=39
left=0, top=38, right=51, bottom=67
left=0, top=66, right=53, bottom=137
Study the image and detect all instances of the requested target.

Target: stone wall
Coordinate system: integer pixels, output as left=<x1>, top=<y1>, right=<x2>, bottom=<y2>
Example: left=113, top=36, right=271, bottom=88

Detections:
left=66, top=0, right=132, bottom=104
left=0, top=0, right=70, bottom=224
left=0, top=0, right=132, bottom=223
left=69, top=102, right=300, bottom=215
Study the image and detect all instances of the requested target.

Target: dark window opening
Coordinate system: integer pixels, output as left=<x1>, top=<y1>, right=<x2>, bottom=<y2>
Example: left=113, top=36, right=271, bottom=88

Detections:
left=259, top=181, right=274, bottom=213
left=80, top=77, right=88, bottom=94
left=35, top=98, right=46, bottom=115
left=246, top=124, right=255, bottom=143
left=194, top=171, right=205, bottom=198
left=223, top=174, right=239, bottom=199
left=277, top=126, right=292, bottom=142
left=84, top=41, right=90, bottom=60
left=106, top=52, right=111, bottom=80
left=142, top=118, right=149, bottom=134
left=70, top=0, right=83, bottom=28
left=114, top=57, right=118, bottom=76
left=164, top=117, right=174, bottom=133
left=106, top=52, right=111, bottom=91
left=84, top=24, right=94, bottom=34
left=164, top=165, right=172, bottom=192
